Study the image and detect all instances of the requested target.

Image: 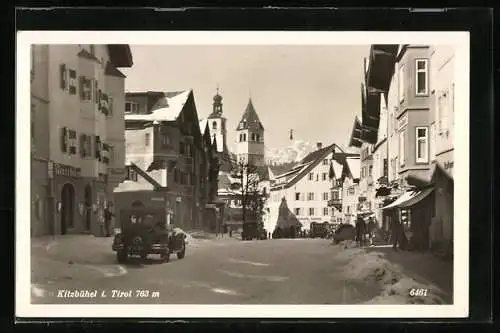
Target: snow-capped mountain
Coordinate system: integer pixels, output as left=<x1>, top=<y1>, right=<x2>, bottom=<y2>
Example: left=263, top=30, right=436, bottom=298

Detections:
left=265, top=140, right=318, bottom=165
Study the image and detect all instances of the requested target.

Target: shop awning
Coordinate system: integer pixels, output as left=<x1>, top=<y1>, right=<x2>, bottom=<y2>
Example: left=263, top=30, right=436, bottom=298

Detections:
left=398, top=187, right=434, bottom=209
left=382, top=187, right=434, bottom=210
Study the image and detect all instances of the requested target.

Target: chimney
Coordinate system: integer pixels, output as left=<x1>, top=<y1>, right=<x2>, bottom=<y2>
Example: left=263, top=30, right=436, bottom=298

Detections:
left=316, top=142, right=322, bottom=150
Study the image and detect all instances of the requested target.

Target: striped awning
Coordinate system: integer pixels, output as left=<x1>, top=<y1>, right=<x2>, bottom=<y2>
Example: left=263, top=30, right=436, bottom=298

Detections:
left=382, top=187, right=434, bottom=210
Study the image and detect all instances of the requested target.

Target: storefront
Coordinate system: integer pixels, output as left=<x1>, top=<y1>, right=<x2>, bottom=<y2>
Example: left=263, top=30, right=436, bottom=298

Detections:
left=48, top=161, right=108, bottom=236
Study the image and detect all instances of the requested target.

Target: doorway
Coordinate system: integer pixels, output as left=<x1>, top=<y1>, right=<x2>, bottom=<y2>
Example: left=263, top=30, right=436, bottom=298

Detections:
left=84, top=184, right=92, bottom=231
left=60, top=183, right=75, bottom=235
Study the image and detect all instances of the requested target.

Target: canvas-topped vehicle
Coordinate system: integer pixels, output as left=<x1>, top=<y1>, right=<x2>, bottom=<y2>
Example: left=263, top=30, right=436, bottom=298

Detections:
left=112, top=207, right=186, bottom=264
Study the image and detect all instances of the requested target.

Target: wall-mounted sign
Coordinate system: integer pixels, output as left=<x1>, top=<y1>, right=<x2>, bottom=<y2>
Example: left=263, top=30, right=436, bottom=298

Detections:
left=54, top=163, right=81, bottom=178
left=151, top=197, right=165, bottom=202
left=398, top=112, right=408, bottom=130
left=444, top=161, right=454, bottom=170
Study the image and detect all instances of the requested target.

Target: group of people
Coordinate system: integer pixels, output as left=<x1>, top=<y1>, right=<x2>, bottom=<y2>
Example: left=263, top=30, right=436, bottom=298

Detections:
left=355, top=216, right=377, bottom=247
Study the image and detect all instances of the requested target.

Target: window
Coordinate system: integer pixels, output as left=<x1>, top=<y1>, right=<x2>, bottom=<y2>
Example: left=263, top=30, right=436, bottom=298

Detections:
left=323, top=159, right=329, bottom=165
left=322, top=173, right=328, bottom=181
left=242, top=133, right=246, bottom=142
left=332, top=191, right=339, bottom=200
left=369, top=165, right=373, bottom=177
left=179, top=141, right=185, bottom=154
left=256, top=134, right=260, bottom=142
left=161, top=134, right=170, bottom=147
left=107, top=95, right=114, bottom=116
left=60, top=64, right=68, bottom=90
left=348, top=186, right=355, bottom=195
left=323, top=208, right=329, bottom=216
left=294, top=208, right=301, bottom=216
left=80, top=76, right=92, bottom=101
left=95, top=135, right=102, bottom=160
left=68, top=69, right=77, bottom=95
left=383, top=158, right=388, bottom=178
left=127, top=166, right=138, bottom=182
left=316, top=174, right=319, bottom=181
left=125, top=101, right=138, bottom=114
left=415, top=127, right=429, bottom=163
left=309, top=208, right=314, bottom=216
left=323, top=192, right=329, bottom=200
left=295, top=192, right=300, bottom=201
left=415, top=59, right=429, bottom=96
left=347, top=206, right=350, bottom=213
left=430, top=123, right=435, bottom=160
left=399, top=130, right=406, bottom=167
left=212, top=121, right=217, bottom=130
left=308, top=173, right=314, bottom=181
left=398, top=64, right=405, bottom=102
left=145, top=133, right=150, bottom=146
left=307, top=192, right=315, bottom=201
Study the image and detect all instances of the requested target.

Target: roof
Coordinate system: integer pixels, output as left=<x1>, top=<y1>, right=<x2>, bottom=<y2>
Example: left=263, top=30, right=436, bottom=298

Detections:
left=270, top=143, right=356, bottom=190
left=345, top=157, right=361, bottom=180
left=113, top=180, right=154, bottom=193
left=124, top=90, right=191, bottom=122
left=105, top=62, right=126, bottom=78
left=349, top=116, right=364, bottom=148
left=78, top=49, right=100, bottom=63
left=236, top=98, right=264, bottom=130
left=274, top=198, right=302, bottom=230
left=107, top=44, right=133, bottom=67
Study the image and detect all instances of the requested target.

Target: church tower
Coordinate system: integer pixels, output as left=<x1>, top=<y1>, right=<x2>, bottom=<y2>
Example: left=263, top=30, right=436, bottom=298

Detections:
left=235, top=98, right=265, bottom=166
left=207, top=86, right=229, bottom=155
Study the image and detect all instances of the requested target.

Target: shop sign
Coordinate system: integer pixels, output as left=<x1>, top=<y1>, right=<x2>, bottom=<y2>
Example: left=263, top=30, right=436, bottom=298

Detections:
left=151, top=197, right=165, bottom=202
left=53, top=163, right=81, bottom=178
left=398, top=112, right=408, bottom=130
left=110, top=168, right=126, bottom=175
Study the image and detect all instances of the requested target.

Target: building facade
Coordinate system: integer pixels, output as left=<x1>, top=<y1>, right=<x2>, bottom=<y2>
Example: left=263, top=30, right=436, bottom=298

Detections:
left=235, top=99, right=265, bottom=167
left=269, top=143, right=354, bottom=231
left=117, top=90, right=218, bottom=231
left=30, top=44, right=133, bottom=237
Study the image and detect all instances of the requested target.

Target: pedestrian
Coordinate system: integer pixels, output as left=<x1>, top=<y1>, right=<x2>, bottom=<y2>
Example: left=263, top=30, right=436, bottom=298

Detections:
left=104, top=202, right=115, bottom=237
left=355, top=216, right=366, bottom=247
left=391, top=217, right=401, bottom=251
left=229, top=227, right=233, bottom=238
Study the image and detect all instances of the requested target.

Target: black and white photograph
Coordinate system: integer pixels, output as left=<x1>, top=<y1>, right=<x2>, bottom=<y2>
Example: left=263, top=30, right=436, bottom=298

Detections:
left=17, top=31, right=469, bottom=318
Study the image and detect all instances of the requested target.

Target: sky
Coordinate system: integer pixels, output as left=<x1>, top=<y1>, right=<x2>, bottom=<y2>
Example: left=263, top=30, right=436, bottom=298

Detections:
left=120, top=45, right=370, bottom=152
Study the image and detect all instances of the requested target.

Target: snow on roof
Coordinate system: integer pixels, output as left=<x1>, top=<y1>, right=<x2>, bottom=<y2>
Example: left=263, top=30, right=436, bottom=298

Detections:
left=199, top=119, right=208, bottom=132
left=113, top=180, right=154, bottom=193
left=125, top=90, right=191, bottom=122
left=346, top=157, right=361, bottom=179
left=125, top=153, right=154, bottom=172
left=274, top=162, right=311, bottom=179
left=331, top=159, right=344, bottom=179
left=212, top=133, right=224, bottom=152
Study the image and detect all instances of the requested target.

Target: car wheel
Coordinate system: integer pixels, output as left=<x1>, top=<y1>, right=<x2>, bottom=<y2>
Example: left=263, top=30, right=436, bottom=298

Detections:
left=161, top=249, right=170, bottom=263
left=117, top=249, right=128, bottom=263
left=176, top=241, right=186, bottom=259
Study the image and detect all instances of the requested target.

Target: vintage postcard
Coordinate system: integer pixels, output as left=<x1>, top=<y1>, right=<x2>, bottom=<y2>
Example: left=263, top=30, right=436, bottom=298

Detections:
left=17, top=31, right=469, bottom=318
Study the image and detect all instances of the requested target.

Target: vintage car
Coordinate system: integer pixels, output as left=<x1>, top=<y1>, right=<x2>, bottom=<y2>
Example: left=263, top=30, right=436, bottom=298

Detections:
left=112, top=209, right=186, bottom=263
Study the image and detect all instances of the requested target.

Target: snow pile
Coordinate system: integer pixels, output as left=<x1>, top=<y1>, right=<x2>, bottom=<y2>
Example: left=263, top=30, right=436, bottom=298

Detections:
left=337, top=247, right=448, bottom=304
left=342, top=251, right=404, bottom=286
left=365, top=277, right=446, bottom=305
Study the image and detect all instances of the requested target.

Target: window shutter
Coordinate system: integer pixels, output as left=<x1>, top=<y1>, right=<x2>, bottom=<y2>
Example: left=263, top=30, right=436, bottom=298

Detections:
left=60, top=127, right=68, bottom=152
left=95, top=135, right=101, bottom=160
left=79, top=77, right=85, bottom=100
left=94, top=81, right=99, bottom=104
left=60, top=64, right=66, bottom=90
left=79, top=134, right=86, bottom=157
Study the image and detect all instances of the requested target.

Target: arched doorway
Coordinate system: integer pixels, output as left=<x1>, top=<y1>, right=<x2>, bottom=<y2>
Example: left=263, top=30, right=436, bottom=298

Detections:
left=84, top=184, right=92, bottom=231
left=60, top=183, right=75, bottom=235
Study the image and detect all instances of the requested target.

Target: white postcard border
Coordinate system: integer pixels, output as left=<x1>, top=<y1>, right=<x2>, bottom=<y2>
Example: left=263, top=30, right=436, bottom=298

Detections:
left=17, top=31, right=470, bottom=318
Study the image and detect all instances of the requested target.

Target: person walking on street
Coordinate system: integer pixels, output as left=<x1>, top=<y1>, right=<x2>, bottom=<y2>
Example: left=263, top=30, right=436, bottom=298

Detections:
left=104, top=202, right=115, bottom=237
left=355, top=216, right=366, bottom=247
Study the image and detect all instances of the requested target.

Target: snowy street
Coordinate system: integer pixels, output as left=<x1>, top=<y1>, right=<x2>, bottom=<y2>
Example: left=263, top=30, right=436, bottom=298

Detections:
left=31, top=235, right=452, bottom=305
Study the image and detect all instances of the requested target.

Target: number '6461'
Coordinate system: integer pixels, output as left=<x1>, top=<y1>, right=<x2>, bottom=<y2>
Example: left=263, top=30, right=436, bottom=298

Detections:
left=409, top=288, right=428, bottom=297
